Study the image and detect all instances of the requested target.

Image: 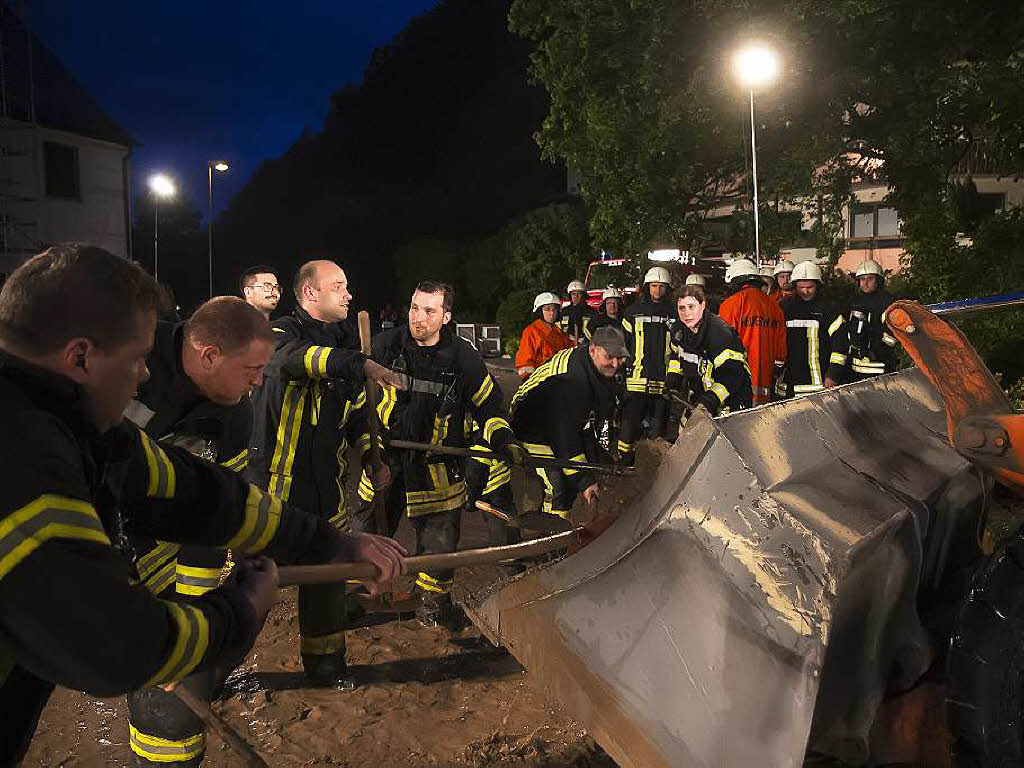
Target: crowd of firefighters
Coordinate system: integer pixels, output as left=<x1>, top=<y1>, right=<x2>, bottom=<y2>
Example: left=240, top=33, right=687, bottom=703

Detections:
left=0, top=242, right=897, bottom=767
left=515, top=255, right=898, bottom=460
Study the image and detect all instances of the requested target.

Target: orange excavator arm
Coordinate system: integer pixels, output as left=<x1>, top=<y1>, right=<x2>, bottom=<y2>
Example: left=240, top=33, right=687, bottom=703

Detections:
left=886, top=299, right=1024, bottom=493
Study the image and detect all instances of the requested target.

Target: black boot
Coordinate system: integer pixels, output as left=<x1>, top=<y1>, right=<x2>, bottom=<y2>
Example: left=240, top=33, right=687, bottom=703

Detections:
left=415, top=592, right=466, bottom=632
left=302, top=653, right=357, bottom=691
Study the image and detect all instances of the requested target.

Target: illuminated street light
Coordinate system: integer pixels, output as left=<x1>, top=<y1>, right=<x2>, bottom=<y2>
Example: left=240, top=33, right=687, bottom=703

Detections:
left=148, top=173, right=177, bottom=282
left=207, top=160, right=230, bottom=297
left=733, top=44, right=779, bottom=267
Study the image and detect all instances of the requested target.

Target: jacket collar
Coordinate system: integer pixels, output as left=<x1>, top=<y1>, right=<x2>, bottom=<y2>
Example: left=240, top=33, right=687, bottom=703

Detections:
left=0, top=348, right=100, bottom=438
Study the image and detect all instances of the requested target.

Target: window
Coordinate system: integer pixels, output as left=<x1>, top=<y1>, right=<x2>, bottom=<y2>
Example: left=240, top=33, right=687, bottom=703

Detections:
left=44, top=141, right=80, bottom=199
left=850, top=203, right=901, bottom=239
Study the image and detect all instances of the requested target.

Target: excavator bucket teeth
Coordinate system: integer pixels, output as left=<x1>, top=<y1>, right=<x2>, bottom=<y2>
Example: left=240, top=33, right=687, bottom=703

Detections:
left=460, top=368, right=985, bottom=767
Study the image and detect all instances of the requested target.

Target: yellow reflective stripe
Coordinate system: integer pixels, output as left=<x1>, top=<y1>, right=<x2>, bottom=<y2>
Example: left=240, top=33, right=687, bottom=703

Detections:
left=882, top=332, right=898, bottom=347
left=227, top=485, right=283, bottom=552
left=135, top=541, right=180, bottom=581
left=300, top=630, right=346, bottom=656
left=144, top=558, right=178, bottom=595
left=143, top=602, right=210, bottom=687
left=354, top=389, right=367, bottom=408
left=807, top=328, right=822, bottom=386
left=522, top=442, right=555, bottom=457
left=267, top=381, right=305, bottom=500
left=511, top=347, right=572, bottom=409
left=630, top=318, right=646, bottom=380
left=415, top=572, right=452, bottom=593
left=616, top=439, right=632, bottom=453
left=829, top=352, right=848, bottom=365
left=405, top=482, right=466, bottom=517
left=482, top=417, right=510, bottom=445
left=139, top=431, right=176, bottom=499
left=378, top=386, right=397, bottom=427
left=483, top=465, right=511, bottom=496
left=563, top=452, right=587, bottom=477
left=471, top=375, right=495, bottom=408
left=709, top=383, right=730, bottom=405
left=430, top=414, right=451, bottom=446
left=273, top=327, right=286, bottom=333
left=712, top=349, right=747, bottom=369
left=667, top=358, right=682, bottom=374
left=302, top=345, right=332, bottom=378
left=175, top=565, right=222, bottom=596
left=328, top=508, right=349, bottom=532
left=828, top=315, right=844, bottom=336
left=0, top=495, right=110, bottom=581
left=358, top=471, right=375, bottom=502
left=219, top=449, right=248, bottom=473
left=355, top=432, right=372, bottom=454
left=793, top=383, right=825, bottom=394
left=129, top=724, right=205, bottom=762
left=535, top=467, right=570, bottom=518
left=621, top=318, right=633, bottom=333
left=852, top=358, right=887, bottom=373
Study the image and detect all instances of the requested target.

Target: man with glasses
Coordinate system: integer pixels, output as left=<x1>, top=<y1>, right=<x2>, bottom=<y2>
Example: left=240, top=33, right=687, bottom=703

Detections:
left=240, top=265, right=281, bottom=319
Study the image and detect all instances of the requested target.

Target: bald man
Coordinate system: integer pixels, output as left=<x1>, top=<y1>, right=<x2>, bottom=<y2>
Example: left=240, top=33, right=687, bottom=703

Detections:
left=248, top=259, right=404, bottom=687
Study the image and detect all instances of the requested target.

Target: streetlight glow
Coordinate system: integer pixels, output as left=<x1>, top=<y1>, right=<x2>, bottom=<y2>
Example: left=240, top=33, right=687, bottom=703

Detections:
left=148, top=173, right=176, bottom=199
left=212, top=161, right=229, bottom=172
left=734, top=45, right=778, bottom=89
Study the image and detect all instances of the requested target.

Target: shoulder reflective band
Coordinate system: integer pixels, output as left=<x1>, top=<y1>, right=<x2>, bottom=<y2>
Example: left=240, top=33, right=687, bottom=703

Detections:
left=471, top=375, right=495, bottom=407
left=0, top=495, right=110, bottom=581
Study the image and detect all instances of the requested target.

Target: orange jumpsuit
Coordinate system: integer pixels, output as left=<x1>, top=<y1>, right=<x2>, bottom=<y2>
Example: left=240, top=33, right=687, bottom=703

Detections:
left=719, top=286, right=786, bottom=405
left=515, top=319, right=574, bottom=378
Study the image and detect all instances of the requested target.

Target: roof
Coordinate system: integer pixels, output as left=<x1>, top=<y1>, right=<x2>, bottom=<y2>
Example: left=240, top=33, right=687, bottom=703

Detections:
left=0, top=6, right=136, bottom=147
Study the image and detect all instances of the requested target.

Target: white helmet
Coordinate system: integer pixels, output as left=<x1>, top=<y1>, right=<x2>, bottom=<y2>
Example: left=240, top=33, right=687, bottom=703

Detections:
left=726, top=258, right=758, bottom=283
left=533, top=291, right=561, bottom=313
left=773, top=259, right=795, bottom=276
left=759, top=266, right=774, bottom=278
left=854, top=259, right=883, bottom=277
left=566, top=279, right=585, bottom=293
left=791, top=261, right=823, bottom=282
left=602, top=287, right=623, bottom=300
left=644, top=266, right=670, bottom=285
left=684, top=273, right=706, bottom=287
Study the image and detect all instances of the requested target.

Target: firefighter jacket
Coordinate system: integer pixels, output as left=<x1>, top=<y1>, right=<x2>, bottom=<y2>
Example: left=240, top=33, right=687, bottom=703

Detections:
left=667, top=314, right=752, bottom=416
left=584, top=311, right=628, bottom=342
left=0, top=350, right=347, bottom=763
left=515, top=319, right=573, bottom=378
left=846, top=288, right=898, bottom=377
left=621, top=297, right=673, bottom=395
left=371, top=324, right=514, bottom=517
left=777, top=294, right=849, bottom=396
left=248, top=308, right=374, bottom=531
left=559, top=302, right=596, bottom=343
left=510, top=346, right=618, bottom=495
left=719, top=285, right=787, bottom=403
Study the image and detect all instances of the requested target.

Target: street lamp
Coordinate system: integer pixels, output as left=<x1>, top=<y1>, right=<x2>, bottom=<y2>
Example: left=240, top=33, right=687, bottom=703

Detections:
left=148, top=173, right=176, bottom=283
left=207, top=161, right=229, bottom=298
left=733, top=44, right=779, bottom=267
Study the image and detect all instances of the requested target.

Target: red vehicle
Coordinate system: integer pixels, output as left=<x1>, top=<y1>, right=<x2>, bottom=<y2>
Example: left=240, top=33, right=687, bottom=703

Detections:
left=564, top=256, right=641, bottom=309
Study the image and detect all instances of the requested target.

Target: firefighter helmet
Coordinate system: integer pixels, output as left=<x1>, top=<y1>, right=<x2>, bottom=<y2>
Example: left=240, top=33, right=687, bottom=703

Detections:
left=684, top=273, right=706, bottom=287
left=644, top=266, right=671, bottom=285
left=567, top=279, right=585, bottom=293
left=760, top=266, right=774, bottom=278
left=791, top=260, right=823, bottom=282
left=726, top=258, right=759, bottom=283
left=602, top=287, right=623, bottom=300
left=533, top=292, right=561, bottom=312
left=773, top=259, right=795, bottom=276
left=854, top=259, right=883, bottom=277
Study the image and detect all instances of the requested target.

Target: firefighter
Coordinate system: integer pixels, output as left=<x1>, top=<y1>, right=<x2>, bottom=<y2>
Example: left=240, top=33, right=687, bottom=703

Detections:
left=618, top=266, right=674, bottom=462
left=0, top=246, right=405, bottom=765
left=759, top=265, right=775, bottom=295
left=515, top=292, right=574, bottom=378
left=719, top=259, right=786, bottom=407
left=585, top=287, right=627, bottom=339
left=847, top=259, right=898, bottom=381
left=668, top=286, right=752, bottom=417
left=776, top=261, right=849, bottom=398
left=353, top=281, right=519, bottom=629
left=559, top=279, right=596, bottom=343
left=464, top=416, right=521, bottom=573
left=123, top=297, right=273, bottom=766
left=239, top=265, right=281, bottom=320
left=248, top=259, right=405, bottom=688
left=511, top=326, right=628, bottom=518
left=770, top=260, right=795, bottom=304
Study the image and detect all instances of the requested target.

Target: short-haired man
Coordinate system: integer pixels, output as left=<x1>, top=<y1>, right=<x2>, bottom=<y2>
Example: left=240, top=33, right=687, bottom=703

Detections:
left=510, top=327, right=628, bottom=517
left=0, top=246, right=404, bottom=764
left=240, top=265, right=281, bottom=319
left=249, top=259, right=405, bottom=686
left=354, top=281, right=519, bottom=629
left=845, top=259, right=898, bottom=381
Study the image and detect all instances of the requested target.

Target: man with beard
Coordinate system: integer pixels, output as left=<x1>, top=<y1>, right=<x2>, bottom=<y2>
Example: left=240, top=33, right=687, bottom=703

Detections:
left=559, top=279, right=596, bottom=344
left=239, top=265, right=281, bottom=320
left=845, top=259, right=898, bottom=382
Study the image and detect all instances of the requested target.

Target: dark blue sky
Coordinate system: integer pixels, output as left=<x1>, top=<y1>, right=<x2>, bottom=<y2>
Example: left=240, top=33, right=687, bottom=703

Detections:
left=30, top=0, right=439, bottom=219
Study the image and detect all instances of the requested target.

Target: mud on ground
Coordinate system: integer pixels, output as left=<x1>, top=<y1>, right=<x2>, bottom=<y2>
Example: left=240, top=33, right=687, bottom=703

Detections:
left=25, top=441, right=665, bottom=768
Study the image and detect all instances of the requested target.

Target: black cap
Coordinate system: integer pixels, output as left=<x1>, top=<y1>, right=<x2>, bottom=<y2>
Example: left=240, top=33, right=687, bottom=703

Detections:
left=591, top=326, right=631, bottom=358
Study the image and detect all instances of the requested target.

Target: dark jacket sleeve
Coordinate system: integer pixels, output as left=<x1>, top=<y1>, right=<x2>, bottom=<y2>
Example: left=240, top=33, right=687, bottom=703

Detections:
left=459, top=343, right=514, bottom=451
left=0, top=414, right=260, bottom=697
left=273, top=320, right=366, bottom=382
left=824, top=304, right=849, bottom=383
left=697, top=334, right=751, bottom=415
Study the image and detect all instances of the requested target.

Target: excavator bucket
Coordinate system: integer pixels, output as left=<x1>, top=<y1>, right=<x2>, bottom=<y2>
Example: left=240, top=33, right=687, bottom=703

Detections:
left=461, top=367, right=988, bottom=767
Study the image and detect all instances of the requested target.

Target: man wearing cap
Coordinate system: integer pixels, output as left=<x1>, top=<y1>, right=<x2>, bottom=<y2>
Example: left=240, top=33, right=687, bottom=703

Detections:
left=559, top=279, right=596, bottom=344
left=510, top=327, right=628, bottom=519
left=846, top=259, right=898, bottom=381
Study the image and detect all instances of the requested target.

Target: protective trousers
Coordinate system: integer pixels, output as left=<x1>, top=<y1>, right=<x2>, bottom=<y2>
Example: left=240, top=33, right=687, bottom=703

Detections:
left=618, top=393, right=667, bottom=460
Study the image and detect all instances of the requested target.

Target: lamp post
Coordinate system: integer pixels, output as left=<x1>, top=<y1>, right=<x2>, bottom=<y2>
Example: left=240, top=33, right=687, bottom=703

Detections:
left=733, top=44, right=778, bottom=267
left=148, top=173, right=176, bottom=283
left=207, top=161, right=229, bottom=297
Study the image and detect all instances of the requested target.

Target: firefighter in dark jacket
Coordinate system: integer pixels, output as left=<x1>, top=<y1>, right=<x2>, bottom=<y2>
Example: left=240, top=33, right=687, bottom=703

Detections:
left=248, top=259, right=405, bottom=687
left=123, top=297, right=276, bottom=766
left=776, top=261, right=849, bottom=398
left=846, top=259, right=898, bottom=381
left=510, top=326, right=628, bottom=517
left=352, top=281, right=518, bottom=629
left=560, top=279, right=596, bottom=343
left=668, top=286, right=753, bottom=417
left=584, top=287, right=627, bottom=340
left=619, top=266, right=674, bottom=462
left=0, top=246, right=405, bottom=765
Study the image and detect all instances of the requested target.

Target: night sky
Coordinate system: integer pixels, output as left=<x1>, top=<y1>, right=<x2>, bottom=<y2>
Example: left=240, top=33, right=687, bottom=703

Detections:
left=30, top=0, right=439, bottom=219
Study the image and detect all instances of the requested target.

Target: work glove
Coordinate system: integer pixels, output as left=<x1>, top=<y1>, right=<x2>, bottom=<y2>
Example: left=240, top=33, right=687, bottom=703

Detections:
left=500, top=441, right=528, bottom=467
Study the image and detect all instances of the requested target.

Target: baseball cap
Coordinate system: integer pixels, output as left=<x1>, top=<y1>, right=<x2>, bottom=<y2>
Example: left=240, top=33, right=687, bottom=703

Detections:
left=591, top=326, right=630, bottom=358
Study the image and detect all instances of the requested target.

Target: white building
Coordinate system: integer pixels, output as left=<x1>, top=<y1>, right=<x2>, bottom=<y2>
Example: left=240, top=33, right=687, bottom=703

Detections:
left=0, top=5, right=134, bottom=276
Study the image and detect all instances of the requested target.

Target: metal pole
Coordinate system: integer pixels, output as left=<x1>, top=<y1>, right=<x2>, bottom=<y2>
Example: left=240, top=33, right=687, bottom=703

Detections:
left=153, top=199, right=159, bottom=283
left=207, top=164, right=213, bottom=298
left=749, top=89, right=761, bottom=267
